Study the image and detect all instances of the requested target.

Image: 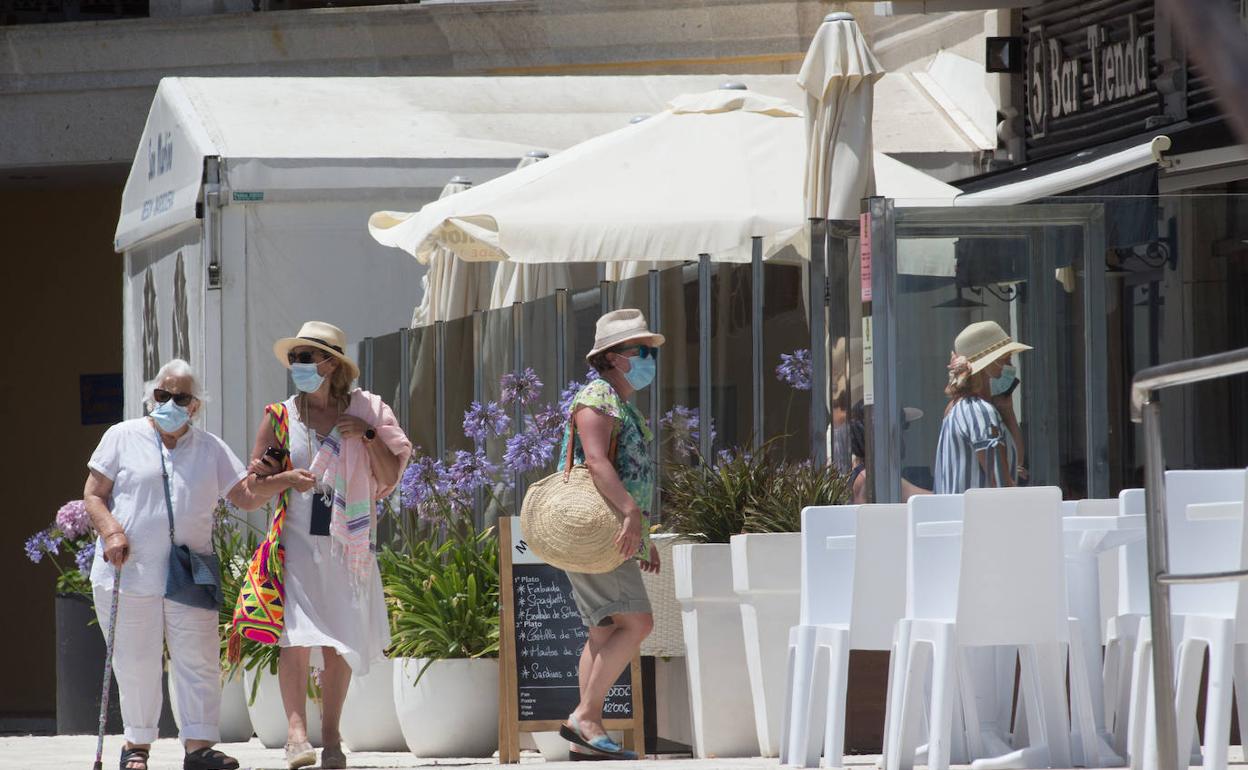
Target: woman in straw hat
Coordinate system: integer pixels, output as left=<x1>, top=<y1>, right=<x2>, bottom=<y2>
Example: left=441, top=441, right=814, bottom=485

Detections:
left=933, top=320, right=1031, bottom=494
left=247, top=322, right=411, bottom=770
left=555, top=309, right=663, bottom=760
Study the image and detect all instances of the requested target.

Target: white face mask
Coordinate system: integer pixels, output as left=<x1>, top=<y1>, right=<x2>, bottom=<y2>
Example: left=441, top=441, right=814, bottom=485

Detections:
left=991, top=364, right=1018, bottom=397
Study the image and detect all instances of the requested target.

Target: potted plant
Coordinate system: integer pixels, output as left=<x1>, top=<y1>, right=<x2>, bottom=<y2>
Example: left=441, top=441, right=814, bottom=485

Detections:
left=383, top=524, right=500, bottom=758
left=732, top=457, right=850, bottom=757
left=665, top=444, right=772, bottom=759
left=25, top=500, right=123, bottom=735
left=382, top=366, right=563, bottom=759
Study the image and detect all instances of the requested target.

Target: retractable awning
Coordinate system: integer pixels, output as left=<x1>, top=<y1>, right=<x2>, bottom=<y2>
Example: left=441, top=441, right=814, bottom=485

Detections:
left=954, top=135, right=1172, bottom=206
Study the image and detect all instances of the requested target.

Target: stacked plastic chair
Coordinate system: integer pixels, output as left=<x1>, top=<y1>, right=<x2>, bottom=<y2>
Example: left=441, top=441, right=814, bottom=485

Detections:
left=781, top=504, right=907, bottom=768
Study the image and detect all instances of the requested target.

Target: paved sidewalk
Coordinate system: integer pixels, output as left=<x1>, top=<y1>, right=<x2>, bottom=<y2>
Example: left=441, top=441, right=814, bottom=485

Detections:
left=6, top=736, right=1247, bottom=770
left=0, top=735, right=821, bottom=770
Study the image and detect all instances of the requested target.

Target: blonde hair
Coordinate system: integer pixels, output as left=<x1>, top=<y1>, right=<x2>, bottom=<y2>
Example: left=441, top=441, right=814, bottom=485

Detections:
left=327, top=359, right=355, bottom=411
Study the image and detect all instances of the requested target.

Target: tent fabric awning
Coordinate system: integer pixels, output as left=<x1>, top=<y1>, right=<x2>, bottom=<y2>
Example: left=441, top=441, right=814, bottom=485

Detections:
left=954, top=135, right=1172, bottom=206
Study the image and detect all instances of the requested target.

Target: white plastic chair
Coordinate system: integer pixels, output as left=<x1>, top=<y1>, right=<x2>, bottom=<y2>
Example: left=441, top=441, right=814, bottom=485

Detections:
left=1104, top=489, right=1149, bottom=756
left=882, top=494, right=968, bottom=770
left=782, top=504, right=907, bottom=768
left=1127, top=469, right=1248, bottom=770
left=889, top=487, right=1075, bottom=770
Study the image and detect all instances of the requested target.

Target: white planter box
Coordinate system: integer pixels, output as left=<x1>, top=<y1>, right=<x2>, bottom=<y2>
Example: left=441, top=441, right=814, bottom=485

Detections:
left=392, top=657, right=498, bottom=758
left=243, top=666, right=323, bottom=748
left=169, top=668, right=254, bottom=744
left=673, top=543, right=759, bottom=759
left=731, top=532, right=802, bottom=758
left=340, top=657, right=406, bottom=752
left=640, top=533, right=687, bottom=658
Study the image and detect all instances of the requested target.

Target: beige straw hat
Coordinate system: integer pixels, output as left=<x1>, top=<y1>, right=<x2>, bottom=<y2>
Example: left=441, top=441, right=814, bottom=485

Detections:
left=586, top=309, right=665, bottom=361
left=954, top=321, right=1031, bottom=375
left=273, top=321, right=361, bottom=381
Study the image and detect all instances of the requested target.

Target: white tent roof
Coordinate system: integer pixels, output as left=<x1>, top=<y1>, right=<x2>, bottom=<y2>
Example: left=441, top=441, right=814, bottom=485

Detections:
left=115, top=74, right=975, bottom=251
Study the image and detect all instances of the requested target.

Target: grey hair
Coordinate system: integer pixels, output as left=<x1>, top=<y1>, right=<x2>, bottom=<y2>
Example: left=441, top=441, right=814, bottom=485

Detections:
left=142, top=358, right=208, bottom=413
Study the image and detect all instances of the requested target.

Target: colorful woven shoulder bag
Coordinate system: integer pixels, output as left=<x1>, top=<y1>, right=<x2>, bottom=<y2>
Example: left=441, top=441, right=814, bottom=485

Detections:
left=227, top=402, right=291, bottom=663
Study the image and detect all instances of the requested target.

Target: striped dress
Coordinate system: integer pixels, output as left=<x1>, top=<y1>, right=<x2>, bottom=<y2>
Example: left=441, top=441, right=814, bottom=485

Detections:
left=933, top=396, right=1016, bottom=494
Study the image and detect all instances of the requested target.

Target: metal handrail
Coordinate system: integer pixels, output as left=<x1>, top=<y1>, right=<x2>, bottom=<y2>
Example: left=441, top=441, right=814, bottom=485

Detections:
left=1130, top=345, right=1248, bottom=770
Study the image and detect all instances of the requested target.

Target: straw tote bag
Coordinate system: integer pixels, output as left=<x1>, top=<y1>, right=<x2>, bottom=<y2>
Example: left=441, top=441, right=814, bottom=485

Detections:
left=521, top=420, right=623, bottom=574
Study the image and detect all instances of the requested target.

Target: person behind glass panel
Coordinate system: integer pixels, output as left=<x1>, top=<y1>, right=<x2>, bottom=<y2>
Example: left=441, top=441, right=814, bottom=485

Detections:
left=933, top=321, right=1032, bottom=494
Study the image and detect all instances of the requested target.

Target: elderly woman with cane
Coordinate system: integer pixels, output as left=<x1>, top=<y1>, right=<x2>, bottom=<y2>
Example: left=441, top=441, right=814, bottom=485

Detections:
left=83, top=359, right=310, bottom=770
left=243, top=322, right=409, bottom=770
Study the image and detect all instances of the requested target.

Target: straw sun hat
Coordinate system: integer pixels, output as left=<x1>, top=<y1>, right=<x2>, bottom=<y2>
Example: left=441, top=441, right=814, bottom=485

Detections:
left=586, top=309, right=665, bottom=361
left=953, top=321, right=1031, bottom=375
left=273, top=321, right=361, bottom=381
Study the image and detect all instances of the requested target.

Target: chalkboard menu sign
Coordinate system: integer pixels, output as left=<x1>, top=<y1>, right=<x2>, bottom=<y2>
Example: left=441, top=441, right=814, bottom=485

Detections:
left=497, top=517, right=644, bottom=763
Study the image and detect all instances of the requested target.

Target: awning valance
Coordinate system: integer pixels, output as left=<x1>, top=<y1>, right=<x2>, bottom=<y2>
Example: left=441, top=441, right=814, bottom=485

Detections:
left=954, top=136, right=1172, bottom=206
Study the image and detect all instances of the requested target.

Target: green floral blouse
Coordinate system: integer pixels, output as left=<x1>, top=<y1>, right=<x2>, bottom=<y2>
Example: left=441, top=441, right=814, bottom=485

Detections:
left=557, top=379, right=654, bottom=559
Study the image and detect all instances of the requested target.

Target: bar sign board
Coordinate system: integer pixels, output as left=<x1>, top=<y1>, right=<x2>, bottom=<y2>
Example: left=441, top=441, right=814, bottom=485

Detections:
left=497, top=517, right=644, bottom=763
left=859, top=212, right=873, bottom=303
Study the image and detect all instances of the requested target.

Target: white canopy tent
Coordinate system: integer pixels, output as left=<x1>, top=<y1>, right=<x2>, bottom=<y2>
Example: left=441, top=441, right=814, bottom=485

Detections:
left=114, top=75, right=828, bottom=458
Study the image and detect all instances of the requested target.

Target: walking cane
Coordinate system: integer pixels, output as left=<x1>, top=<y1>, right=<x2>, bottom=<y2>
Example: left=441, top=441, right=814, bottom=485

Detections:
left=92, top=566, right=122, bottom=770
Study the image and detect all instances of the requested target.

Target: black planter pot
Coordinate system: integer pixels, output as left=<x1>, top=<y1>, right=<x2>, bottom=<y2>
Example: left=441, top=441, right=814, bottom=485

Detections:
left=55, top=593, right=178, bottom=737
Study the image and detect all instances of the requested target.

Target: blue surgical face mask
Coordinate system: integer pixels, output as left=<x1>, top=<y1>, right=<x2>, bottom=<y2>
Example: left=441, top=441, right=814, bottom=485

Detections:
left=290, top=362, right=326, bottom=393
left=623, top=355, right=656, bottom=390
left=990, top=364, right=1018, bottom=397
left=150, top=399, right=190, bottom=433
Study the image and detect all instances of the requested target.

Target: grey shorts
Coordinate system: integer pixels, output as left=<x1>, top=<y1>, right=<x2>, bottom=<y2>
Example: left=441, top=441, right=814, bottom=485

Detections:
left=566, top=559, right=653, bottom=628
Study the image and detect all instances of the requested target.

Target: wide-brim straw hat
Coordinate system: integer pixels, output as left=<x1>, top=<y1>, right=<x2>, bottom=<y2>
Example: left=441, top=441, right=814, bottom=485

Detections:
left=273, top=321, right=361, bottom=381
left=954, top=320, right=1031, bottom=375
left=585, top=309, right=666, bottom=361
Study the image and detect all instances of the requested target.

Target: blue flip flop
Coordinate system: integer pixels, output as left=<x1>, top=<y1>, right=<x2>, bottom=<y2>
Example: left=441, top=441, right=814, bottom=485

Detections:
left=559, top=717, right=639, bottom=760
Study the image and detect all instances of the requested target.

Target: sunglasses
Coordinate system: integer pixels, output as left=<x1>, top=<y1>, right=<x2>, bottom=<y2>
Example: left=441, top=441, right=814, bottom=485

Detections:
left=618, top=345, right=659, bottom=360
left=153, top=388, right=195, bottom=407
left=287, top=350, right=328, bottom=365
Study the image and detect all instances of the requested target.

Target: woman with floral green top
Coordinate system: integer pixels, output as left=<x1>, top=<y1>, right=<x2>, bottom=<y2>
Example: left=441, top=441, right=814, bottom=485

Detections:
left=556, top=309, right=663, bottom=761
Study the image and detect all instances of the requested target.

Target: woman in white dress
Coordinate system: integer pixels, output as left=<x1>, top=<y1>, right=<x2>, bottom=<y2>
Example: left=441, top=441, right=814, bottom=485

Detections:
left=248, top=322, right=410, bottom=770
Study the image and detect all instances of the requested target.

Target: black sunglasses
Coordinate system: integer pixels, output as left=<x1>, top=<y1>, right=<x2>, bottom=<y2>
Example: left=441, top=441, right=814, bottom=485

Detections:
left=618, top=345, right=659, bottom=360
left=287, top=350, right=328, bottom=365
left=153, top=388, right=195, bottom=407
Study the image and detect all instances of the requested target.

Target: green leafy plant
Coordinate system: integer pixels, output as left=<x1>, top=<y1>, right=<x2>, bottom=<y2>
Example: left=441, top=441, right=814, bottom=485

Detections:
left=663, top=447, right=778, bottom=543
left=380, top=510, right=500, bottom=685
left=742, top=460, right=852, bottom=534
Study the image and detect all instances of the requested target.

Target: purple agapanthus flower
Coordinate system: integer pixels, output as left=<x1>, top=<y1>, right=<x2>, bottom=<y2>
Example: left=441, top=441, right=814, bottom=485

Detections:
left=661, top=406, right=714, bottom=460
left=584, top=367, right=600, bottom=382
left=503, top=430, right=556, bottom=475
left=448, top=449, right=498, bottom=493
left=531, top=403, right=566, bottom=444
left=24, top=529, right=62, bottom=564
left=462, top=401, right=510, bottom=444
left=776, top=349, right=813, bottom=391
left=75, top=542, right=96, bottom=577
left=559, top=380, right=586, bottom=414
left=500, top=368, right=543, bottom=407
left=55, top=500, right=91, bottom=540
left=400, top=456, right=446, bottom=511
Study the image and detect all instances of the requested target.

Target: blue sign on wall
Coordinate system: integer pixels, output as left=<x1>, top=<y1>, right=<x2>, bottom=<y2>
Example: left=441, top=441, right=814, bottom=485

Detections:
left=80, top=374, right=123, bottom=426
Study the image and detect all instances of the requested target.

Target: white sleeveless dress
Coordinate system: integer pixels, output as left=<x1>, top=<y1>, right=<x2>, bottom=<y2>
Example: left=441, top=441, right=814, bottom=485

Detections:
left=277, top=396, right=390, bottom=675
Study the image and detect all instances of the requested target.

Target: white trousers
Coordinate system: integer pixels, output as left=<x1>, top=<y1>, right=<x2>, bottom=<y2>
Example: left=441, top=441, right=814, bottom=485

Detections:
left=93, top=586, right=221, bottom=744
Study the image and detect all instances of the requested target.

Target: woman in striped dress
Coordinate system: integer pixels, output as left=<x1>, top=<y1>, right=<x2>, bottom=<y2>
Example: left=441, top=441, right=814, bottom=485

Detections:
left=933, top=321, right=1031, bottom=494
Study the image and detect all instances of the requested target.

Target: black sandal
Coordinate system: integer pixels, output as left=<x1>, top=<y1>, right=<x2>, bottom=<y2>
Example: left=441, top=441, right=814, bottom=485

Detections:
left=120, top=746, right=149, bottom=770
left=183, top=747, right=240, bottom=770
